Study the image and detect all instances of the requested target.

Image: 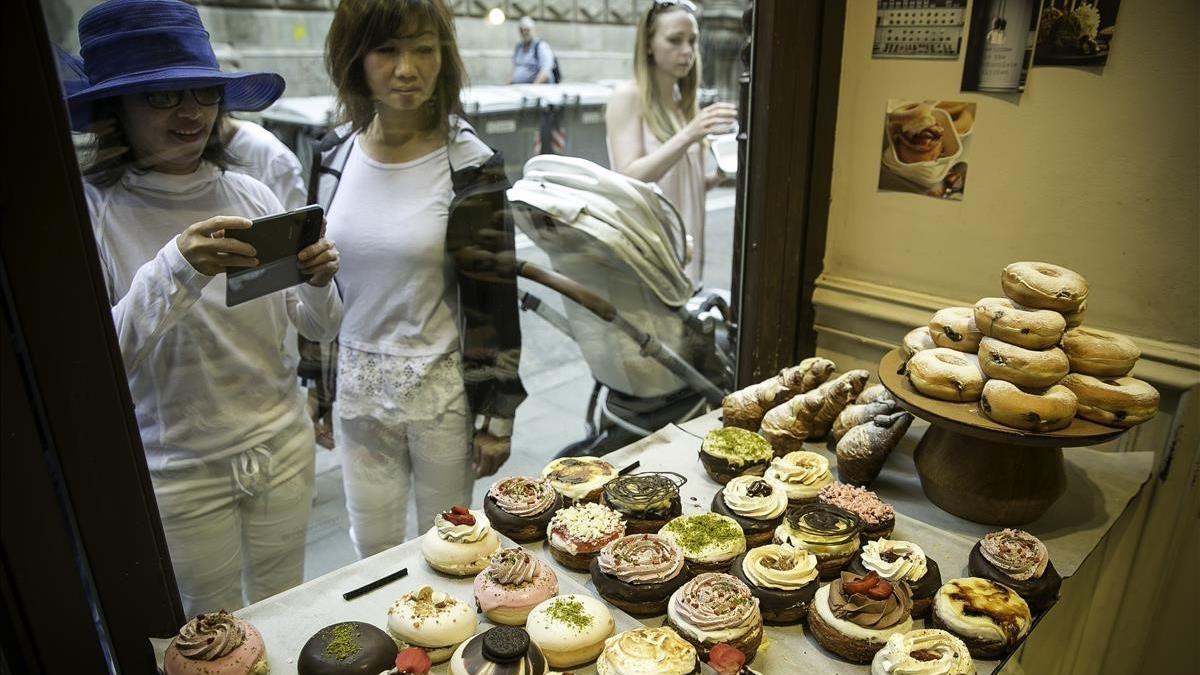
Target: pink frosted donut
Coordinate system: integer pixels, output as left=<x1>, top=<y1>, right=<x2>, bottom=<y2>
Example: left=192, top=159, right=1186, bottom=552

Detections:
left=164, top=612, right=267, bottom=675
left=473, top=548, right=559, bottom=625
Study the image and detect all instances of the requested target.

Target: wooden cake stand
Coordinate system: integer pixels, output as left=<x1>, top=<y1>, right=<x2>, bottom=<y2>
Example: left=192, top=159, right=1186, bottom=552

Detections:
left=878, top=349, right=1126, bottom=526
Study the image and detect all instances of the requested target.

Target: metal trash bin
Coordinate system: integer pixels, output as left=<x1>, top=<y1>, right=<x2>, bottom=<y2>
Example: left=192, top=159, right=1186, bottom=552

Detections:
left=511, top=83, right=613, bottom=168
left=461, top=85, right=540, bottom=179
left=258, top=95, right=335, bottom=183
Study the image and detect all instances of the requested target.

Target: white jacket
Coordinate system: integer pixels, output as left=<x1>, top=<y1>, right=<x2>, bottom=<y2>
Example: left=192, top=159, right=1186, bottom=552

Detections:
left=507, top=155, right=695, bottom=308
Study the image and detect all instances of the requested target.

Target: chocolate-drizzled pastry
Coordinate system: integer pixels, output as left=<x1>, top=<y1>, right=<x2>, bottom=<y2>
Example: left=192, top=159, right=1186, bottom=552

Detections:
left=601, top=472, right=686, bottom=534
left=930, top=577, right=1031, bottom=660
left=298, top=621, right=397, bottom=675
left=807, top=571, right=914, bottom=664
left=848, top=539, right=942, bottom=619
left=590, top=534, right=689, bottom=616
left=967, top=529, right=1061, bottom=613
left=484, top=477, right=562, bottom=543
left=773, top=503, right=862, bottom=579
left=449, top=626, right=549, bottom=675
left=711, top=476, right=789, bottom=548
left=730, top=544, right=820, bottom=625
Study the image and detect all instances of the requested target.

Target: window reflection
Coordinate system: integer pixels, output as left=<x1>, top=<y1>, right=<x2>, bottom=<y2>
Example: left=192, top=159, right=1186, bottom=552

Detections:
left=41, top=0, right=746, bottom=609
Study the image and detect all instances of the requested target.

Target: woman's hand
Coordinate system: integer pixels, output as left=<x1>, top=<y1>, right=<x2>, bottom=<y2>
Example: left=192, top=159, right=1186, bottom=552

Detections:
left=299, top=238, right=339, bottom=287
left=472, top=431, right=511, bottom=478
left=176, top=216, right=258, bottom=276
left=683, top=102, right=738, bottom=143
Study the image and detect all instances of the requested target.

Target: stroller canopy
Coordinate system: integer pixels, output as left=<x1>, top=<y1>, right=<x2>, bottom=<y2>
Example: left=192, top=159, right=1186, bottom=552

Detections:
left=508, top=155, right=696, bottom=308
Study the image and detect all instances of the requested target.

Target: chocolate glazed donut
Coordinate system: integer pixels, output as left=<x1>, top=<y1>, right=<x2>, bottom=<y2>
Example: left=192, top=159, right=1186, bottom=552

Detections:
left=484, top=491, right=562, bottom=543
left=710, top=490, right=780, bottom=548
left=847, top=552, right=942, bottom=619
left=967, top=542, right=1061, bottom=613
left=729, top=553, right=818, bottom=625
left=588, top=557, right=690, bottom=617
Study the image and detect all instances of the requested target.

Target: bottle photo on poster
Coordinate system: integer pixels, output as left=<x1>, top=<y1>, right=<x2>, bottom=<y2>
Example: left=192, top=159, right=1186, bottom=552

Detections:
left=961, top=0, right=1041, bottom=93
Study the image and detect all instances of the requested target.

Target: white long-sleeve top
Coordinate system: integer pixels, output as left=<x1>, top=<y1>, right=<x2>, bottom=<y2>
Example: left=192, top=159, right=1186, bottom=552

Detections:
left=85, top=163, right=342, bottom=470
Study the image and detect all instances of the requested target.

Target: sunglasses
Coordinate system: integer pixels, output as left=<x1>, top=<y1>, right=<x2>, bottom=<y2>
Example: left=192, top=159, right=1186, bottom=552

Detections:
left=143, top=86, right=223, bottom=110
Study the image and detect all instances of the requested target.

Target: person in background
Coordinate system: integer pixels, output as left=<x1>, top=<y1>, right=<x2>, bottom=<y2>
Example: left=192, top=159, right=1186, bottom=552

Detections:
left=605, top=0, right=736, bottom=282
left=65, top=0, right=342, bottom=614
left=508, top=16, right=555, bottom=84
left=317, top=0, right=526, bottom=558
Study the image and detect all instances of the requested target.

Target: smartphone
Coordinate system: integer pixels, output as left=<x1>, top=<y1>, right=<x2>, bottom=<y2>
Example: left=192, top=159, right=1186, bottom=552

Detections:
left=225, top=204, right=324, bottom=307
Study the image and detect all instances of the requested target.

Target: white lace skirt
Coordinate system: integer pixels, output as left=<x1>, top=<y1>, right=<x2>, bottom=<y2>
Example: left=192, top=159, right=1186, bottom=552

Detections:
left=335, top=345, right=468, bottom=426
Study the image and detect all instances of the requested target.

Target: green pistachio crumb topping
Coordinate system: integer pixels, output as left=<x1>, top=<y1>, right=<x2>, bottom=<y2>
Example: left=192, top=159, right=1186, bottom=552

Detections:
left=545, top=598, right=593, bottom=631
left=663, top=514, right=743, bottom=552
left=702, top=428, right=772, bottom=465
left=323, top=623, right=362, bottom=660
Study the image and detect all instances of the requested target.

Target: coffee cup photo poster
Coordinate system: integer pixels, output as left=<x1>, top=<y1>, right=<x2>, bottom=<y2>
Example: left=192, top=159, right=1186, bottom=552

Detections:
left=961, top=0, right=1041, bottom=93
left=1034, top=0, right=1121, bottom=67
left=878, top=100, right=977, bottom=201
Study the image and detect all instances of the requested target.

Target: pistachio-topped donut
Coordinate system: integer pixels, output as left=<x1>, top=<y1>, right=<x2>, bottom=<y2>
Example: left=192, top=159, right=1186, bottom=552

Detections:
left=973, top=297, right=1065, bottom=350
left=928, top=307, right=983, bottom=353
left=1000, top=262, right=1088, bottom=312
left=1060, top=328, right=1140, bottom=377
left=977, top=338, right=1069, bottom=389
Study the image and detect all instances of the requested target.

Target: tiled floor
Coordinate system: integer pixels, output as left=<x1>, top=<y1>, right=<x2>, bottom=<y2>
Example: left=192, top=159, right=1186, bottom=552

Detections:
left=302, top=188, right=735, bottom=580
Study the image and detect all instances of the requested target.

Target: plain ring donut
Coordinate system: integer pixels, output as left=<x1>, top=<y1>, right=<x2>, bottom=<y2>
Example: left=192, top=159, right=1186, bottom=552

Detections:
left=929, top=307, right=983, bottom=353
left=906, top=348, right=986, bottom=402
left=1060, top=373, right=1159, bottom=427
left=1060, top=328, right=1140, bottom=377
left=1001, top=262, right=1089, bottom=312
left=901, top=326, right=936, bottom=361
left=980, top=380, right=1078, bottom=432
left=1062, top=300, right=1086, bottom=329
left=978, top=337, right=1069, bottom=389
left=973, top=297, right=1066, bottom=350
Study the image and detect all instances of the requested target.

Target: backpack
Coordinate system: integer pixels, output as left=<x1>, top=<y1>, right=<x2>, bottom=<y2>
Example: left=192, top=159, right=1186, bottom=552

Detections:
left=515, top=39, right=561, bottom=83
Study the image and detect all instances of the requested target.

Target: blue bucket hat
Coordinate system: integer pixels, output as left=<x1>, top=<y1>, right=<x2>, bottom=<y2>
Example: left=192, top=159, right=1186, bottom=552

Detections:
left=65, top=0, right=285, bottom=132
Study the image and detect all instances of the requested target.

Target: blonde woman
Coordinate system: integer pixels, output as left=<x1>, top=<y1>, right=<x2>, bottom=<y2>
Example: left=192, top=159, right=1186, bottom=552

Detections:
left=606, top=0, right=736, bottom=281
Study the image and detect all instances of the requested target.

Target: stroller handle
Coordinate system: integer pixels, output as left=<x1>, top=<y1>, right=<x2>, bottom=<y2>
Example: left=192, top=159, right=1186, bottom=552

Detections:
left=517, top=260, right=616, bottom=322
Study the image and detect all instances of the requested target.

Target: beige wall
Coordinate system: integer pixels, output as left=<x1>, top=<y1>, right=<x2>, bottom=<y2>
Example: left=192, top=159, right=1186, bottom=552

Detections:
left=822, top=0, right=1199, bottom=349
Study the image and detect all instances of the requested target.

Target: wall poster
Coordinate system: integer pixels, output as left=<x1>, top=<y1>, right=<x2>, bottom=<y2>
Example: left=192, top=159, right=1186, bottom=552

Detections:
left=872, top=1, right=968, bottom=60
left=1034, top=0, right=1121, bottom=67
left=878, top=99, right=977, bottom=201
left=960, top=0, right=1041, bottom=93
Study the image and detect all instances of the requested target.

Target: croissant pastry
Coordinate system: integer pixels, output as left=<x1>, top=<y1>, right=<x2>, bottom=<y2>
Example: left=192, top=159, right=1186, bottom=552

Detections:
left=855, top=384, right=894, bottom=406
left=722, top=357, right=836, bottom=430
left=831, top=399, right=897, bottom=442
left=760, top=370, right=869, bottom=453
left=836, top=411, right=914, bottom=486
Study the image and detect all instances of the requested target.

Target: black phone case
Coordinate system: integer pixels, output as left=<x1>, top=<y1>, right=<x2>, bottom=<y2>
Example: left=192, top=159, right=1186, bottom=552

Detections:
left=225, top=205, right=323, bottom=307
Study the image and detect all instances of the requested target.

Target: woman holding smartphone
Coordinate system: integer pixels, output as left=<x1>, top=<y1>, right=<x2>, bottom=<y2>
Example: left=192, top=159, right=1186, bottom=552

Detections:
left=316, top=0, right=526, bottom=557
left=606, top=0, right=737, bottom=282
left=66, top=0, right=341, bottom=614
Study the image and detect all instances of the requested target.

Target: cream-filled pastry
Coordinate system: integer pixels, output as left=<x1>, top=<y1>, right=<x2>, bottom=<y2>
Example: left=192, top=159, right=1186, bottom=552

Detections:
left=808, top=571, right=914, bottom=664
left=546, top=501, right=626, bottom=571
left=595, top=626, right=698, bottom=675
left=870, top=629, right=975, bottom=675
left=773, top=503, right=862, bottom=578
left=666, top=573, right=763, bottom=662
left=484, top=476, right=562, bottom=543
left=387, top=586, right=478, bottom=664
left=165, top=611, right=268, bottom=675
left=421, top=506, right=501, bottom=576
left=658, top=513, right=747, bottom=574
left=473, top=547, right=558, bottom=626
left=849, top=539, right=942, bottom=619
left=525, top=594, right=615, bottom=669
left=710, top=476, right=789, bottom=547
left=763, top=450, right=834, bottom=505
left=590, top=534, right=688, bottom=617
left=967, top=529, right=1061, bottom=613
left=931, top=577, right=1031, bottom=659
left=542, top=457, right=618, bottom=504
left=730, top=543, right=819, bottom=625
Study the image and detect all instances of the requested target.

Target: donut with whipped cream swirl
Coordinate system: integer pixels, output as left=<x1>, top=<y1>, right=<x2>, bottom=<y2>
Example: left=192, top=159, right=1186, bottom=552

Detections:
left=590, top=534, right=689, bottom=616
left=763, top=450, right=834, bottom=506
left=473, top=547, right=559, bottom=626
left=595, top=627, right=698, bottom=675
left=967, top=529, right=1061, bottom=613
left=165, top=611, right=268, bottom=675
left=848, top=539, right=943, bottom=619
left=710, top=476, right=789, bottom=547
left=870, top=629, right=975, bottom=675
left=807, top=571, right=915, bottom=664
left=485, top=476, right=562, bottom=542
left=421, top=507, right=501, bottom=576
left=730, top=544, right=820, bottom=625
left=665, top=573, right=764, bottom=662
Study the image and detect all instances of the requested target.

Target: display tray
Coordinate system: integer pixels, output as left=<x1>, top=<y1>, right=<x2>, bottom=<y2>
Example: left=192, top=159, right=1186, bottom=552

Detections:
left=231, top=532, right=643, bottom=675
left=879, top=349, right=1125, bottom=447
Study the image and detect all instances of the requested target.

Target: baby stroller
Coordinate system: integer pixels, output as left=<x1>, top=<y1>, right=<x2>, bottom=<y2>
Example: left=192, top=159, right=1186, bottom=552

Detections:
left=508, top=155, right=735, bottom=457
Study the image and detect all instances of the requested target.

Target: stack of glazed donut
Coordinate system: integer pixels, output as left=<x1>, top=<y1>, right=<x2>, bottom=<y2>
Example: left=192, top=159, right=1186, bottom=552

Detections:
left=901, top=261, right=1159, bottom=432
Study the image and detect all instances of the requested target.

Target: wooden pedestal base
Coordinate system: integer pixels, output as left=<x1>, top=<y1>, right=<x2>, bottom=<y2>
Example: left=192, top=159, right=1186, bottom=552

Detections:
left=913, top=426, right=1066, bottom=526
